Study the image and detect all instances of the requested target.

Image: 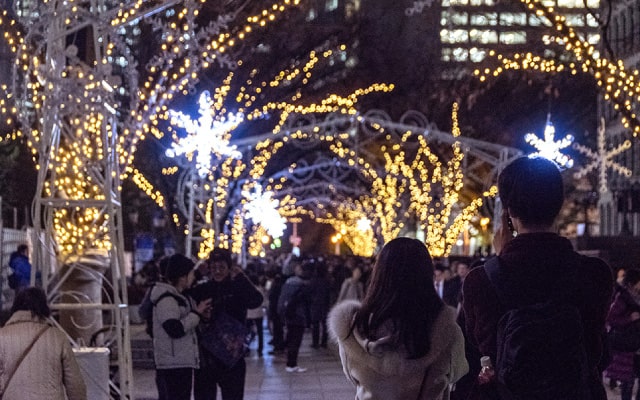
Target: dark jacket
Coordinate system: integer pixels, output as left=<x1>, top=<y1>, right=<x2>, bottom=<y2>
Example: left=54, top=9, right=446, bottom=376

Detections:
left=188, top=273, right=263, bottom=324
left=462, top=232, right=613, bottom=399
left=604, top=287, right=640, bottom=382
left=278, top=275, right=311, bottom=326
left=309, top=275, right=332, bottom=323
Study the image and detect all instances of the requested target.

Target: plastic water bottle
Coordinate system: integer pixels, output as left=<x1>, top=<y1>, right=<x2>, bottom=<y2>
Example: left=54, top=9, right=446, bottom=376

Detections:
left=477, top=356, right=495, bottom=385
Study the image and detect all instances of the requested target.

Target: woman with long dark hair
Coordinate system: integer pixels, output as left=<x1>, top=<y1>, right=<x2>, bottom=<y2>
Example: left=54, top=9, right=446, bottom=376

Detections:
left=328, top=237, right=468, bottom=399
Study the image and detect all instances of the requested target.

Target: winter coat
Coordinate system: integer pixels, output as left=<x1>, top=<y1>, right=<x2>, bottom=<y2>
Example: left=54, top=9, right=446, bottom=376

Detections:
left=336, top=278, right=364, bottom=303
left=462, top=232, right=613, bottom=400
left=0, top=311, right=87, bottom=400
left=604, top=288, right=640, bottom=382
left=188, top=273, right=264, bottom=324
left=278, top=275, right=311, bottom=326
left=8, top=252, right=31, bottom=288
left=151, top=282, right=201, bottom=370
left=328, top=300, right=468, bottom=400
left=309, top=275, right=332, bottom=323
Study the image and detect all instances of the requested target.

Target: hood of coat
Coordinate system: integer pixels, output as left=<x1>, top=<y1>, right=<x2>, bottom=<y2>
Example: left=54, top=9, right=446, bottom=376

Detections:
left=150, top=281, right=182, bottom=302
left=328, top=300, right=458, bottom=376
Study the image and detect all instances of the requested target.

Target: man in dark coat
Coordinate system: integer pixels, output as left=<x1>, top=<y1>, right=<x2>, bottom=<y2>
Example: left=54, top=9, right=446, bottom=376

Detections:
left=462, top=156, right=613, bottom=400
left=187, top=248, right=263, bottom=400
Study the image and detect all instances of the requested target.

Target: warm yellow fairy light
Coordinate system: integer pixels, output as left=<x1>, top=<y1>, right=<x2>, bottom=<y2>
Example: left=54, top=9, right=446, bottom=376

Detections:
left=324, top=103, right=496, bottom=258
left=474, top=0, right=640, bottom=136
left=0, top=0, right=302, bottom=256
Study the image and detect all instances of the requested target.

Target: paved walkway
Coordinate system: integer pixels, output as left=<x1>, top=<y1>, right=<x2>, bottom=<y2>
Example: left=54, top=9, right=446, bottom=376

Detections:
left=132, top=328, right=355, bottom=400
left=131, top=323, right=625, bottom=400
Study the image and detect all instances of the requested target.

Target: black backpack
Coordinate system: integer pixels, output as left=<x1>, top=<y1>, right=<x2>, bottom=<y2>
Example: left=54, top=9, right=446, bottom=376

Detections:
left=138, top=286, right=186, bottom=338
left=484, top=257, right=590, bottom=400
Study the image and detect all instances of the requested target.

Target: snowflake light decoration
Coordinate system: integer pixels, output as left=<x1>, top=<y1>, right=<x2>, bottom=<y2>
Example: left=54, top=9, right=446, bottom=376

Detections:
left=573, top=118, right=632, bottom=193
left=243, top=186, right=287, bottom=238
left=525, top=116, right=574, bottom=168
left=166, top=90, right=242, bottom=176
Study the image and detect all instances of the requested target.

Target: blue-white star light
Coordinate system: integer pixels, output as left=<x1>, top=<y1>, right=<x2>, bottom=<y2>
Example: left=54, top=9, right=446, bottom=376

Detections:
left=525, top=118, right=574, bottom=169
left=242, top=186, right=287, bottom=239
left=166, top=91, right=243, bottom=176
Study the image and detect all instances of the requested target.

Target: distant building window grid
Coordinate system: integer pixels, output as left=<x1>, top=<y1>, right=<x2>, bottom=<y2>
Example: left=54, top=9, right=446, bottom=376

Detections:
left=440, top=1, right=600, bottom=63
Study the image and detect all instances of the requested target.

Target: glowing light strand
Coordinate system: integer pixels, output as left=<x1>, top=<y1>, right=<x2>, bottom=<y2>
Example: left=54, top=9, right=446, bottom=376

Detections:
left=573, top=118, right=632, bottom=193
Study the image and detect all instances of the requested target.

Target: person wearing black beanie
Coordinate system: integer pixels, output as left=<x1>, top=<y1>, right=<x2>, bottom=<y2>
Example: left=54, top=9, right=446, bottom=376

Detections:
left=150, top=253, right=211, bottom=400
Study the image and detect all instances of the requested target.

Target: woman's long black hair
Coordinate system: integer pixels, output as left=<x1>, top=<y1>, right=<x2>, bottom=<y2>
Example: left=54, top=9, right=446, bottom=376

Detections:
left=351, top=237, right=443, bottom=359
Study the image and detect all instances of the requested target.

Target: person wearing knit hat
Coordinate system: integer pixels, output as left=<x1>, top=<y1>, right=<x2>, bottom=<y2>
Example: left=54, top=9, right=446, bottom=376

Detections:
left=164, top=253, right=196, bottom=283
left=187, top=248, right=264, bottom=400
left=150, top=253, right=211, bottom=400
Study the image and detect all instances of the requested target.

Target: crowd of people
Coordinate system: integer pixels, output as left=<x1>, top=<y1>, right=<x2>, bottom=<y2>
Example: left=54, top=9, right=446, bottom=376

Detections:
left=1, top=155, right=634, bottom=400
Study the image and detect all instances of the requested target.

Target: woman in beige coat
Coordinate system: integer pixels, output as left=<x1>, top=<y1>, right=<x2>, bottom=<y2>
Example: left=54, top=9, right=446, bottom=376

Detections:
left=0, top=287, right=86, bottom=400
left=328, top=238, right=468, bottom=400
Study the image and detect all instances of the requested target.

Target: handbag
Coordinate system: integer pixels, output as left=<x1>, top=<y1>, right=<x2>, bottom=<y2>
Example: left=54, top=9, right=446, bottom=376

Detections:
left=0, top=325, right=49, bottom=397
left=199, top=311, right=250, bottom=368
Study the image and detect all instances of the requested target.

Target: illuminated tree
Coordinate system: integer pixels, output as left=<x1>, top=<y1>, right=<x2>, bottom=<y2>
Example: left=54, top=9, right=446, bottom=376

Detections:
left=150, top=42, right=393, bottom=257
left=474, top=0, right=640, bottom=136
left=328, top=103, right=497, bottom=257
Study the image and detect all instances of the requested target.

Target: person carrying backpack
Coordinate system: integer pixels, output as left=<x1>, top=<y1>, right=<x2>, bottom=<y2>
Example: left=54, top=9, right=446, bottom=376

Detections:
left=151, top=253, right=211, bottom=400
left=462, top=156, right=613, bottom=400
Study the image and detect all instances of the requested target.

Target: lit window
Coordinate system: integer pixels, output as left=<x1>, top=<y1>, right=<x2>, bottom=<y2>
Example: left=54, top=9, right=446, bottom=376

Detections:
left=565, top=14, right=585, bottom=26
left=441, top=29, right=469, bottom=43
left=586, top=14, right=599, bottom=28
left=470, top=29, right=498, bottom=43
left=451, top=12, right=469, bottom=25
left=469, top=47, right=487, bottom=62
left=453, top=48, right=469, bottom=61
left=541, top=0, right=555, bottom=6
left=325, top=0, right=338, bottom=11
left=441, top=48, right=453, bottom=62
left=470, top=0, right=496, bottom=5
left=470, top=13, right=498, bottom=26
left=443, top=0, right=469, bottom=5
left=529, top=14, right=551, bottom=27
left=500, top=31, right=526, bottom=44
left=307, top=8, right=317, bottom=21
left=588, top=33, right=601, bottom=45
left=558, top=0, right=600, bottom=6
left=499, top=13, right=527, bottom=26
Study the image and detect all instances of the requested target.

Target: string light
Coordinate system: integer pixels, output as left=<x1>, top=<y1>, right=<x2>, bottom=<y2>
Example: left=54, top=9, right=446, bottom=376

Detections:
left=573, top=117, right=632, bottom=193
left=0, top=1, right=301, bottom=255
left=474, top=0, right=640, bottom=136
left=321, top=103, right=497, bottom=258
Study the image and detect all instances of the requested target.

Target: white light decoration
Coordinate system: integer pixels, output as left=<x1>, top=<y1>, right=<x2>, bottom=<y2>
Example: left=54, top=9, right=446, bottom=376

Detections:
left=356, top=217, right=372, bottom=232
left=573, top=118, right=632, bottom=193
left=243, top=186, right=287, bottom=238
left=525, top=116, right=574, bottom=168
left=167, top=90, right=243, bottom=176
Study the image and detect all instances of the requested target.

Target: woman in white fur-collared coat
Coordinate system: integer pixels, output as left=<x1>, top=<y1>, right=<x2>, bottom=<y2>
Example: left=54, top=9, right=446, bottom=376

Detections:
left=328, top=238, right=468, bottom=400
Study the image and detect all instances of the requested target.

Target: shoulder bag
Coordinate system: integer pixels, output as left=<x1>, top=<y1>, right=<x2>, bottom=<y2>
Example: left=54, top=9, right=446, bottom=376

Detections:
left=0, top=325, right=50, bottom=398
